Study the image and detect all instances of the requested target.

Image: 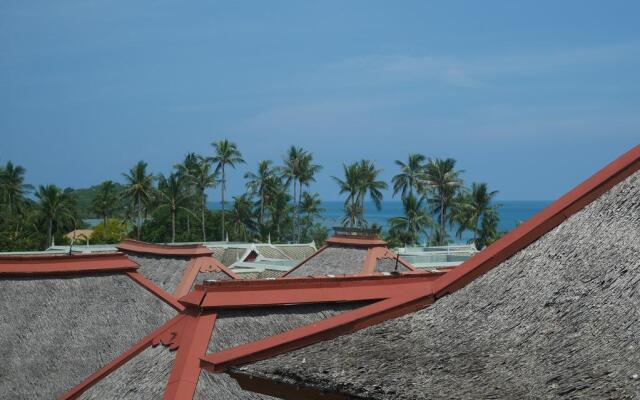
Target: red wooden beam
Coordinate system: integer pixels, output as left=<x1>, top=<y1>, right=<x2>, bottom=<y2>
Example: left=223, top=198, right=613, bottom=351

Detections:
left=174, top=256, right=240, bottom=299
left=194, top=280, right=435, bottom=309
left=432, top=144, right=640, bottom=298
left=0, top=252, right=138, bottom=275
left=201, top=288, right=434, bottom=371
left=163, top=311, right=217, bottom=400
left=182, top=273, right=440, bottom=307
left=324, top=236, right=387, bottom=247
left=117, top=239, right=213, bottom=256
left=125, top=271, right=185, bottom=312
left=201, top=145, right=640, bottom=372
left=60, top=315, right=186, bottom=400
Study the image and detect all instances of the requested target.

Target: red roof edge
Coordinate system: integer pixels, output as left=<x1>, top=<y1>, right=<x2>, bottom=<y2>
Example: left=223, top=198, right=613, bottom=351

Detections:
left=116, top=239, right=213, bottom=257
left=432, top=144, right=640, bottom=298
left=174, top=256, right=241, bottom=298
left=324, top=235, right=387, bottom=247
left=0, top=252, right=138, bottom=275
left=200, top=145, right=640, bottom=372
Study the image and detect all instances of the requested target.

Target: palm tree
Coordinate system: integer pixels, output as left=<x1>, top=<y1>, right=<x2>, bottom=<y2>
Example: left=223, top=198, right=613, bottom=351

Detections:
left=176, top=154, right=217, bottom=242
left=268, top=188, right=293, bottom=242
left=299, top=192, right=323, bottom=236
left=280, top=146, right=319, bottom=241
left=333, top=162, right=361, bottom=208
left=341, top=202, right=365, bottom=228
left=356, top=160, right=387, bottom=216
left=36, top=185, right=74, bottom=248
left=389, top=194, right=432, bottom=245
left=461, top=182, right=500, bottom=247
left=392, top=154, right=426, bottom=199
left=296, top=153, right=322, bottom=241
left=210, top=140, right=245, bottom=240
left=477, top=207, right=501, bottom=249
left=245, top=160, right=278, bottom=225
left=157, top=173, right=192, bottom=243
left=423, top=158, right=464, bottom=245
left=122, top=161, right=154, bottom=240
left=90, top=180, right=119, bottom=227
left=228, top=195, right=257, bottom=241
left=0, top=161, right=33, bottom=216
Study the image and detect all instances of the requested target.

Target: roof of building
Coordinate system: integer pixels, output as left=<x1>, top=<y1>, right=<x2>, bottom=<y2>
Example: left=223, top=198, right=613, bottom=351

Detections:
left=115, top=240, right=240, bottom=297
left=60, top=271, right=442, bottom=399
left=201, top=241, right=316, bottom=265
left=64, top=229, right=94, bottom=240
left=283, top=232, right=418, bottom=278
left=229, top=145, right=640, bottom=399
left=0, top=253, right=183, bottom=399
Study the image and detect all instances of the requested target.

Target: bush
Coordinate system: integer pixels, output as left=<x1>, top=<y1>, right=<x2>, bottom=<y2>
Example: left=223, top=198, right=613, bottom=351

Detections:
left=91, top=219, right=128, bottom=244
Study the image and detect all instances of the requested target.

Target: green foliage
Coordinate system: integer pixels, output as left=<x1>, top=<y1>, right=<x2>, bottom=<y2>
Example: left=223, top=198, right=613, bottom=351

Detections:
left=91, top=219, right=129, bottom=244
left=1, top=148, right=506, bottom=252
left=71, top=182, right=126, bottom=219
left=333, top=160, right=387, bottom=227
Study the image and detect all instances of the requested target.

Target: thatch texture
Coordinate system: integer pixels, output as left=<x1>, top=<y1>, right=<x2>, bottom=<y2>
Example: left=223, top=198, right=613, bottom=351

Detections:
left=0, top=273, right=175, bottom=399
left=221, top=248, right=247, bottom=266
left=286, top=247, right=367, bottom=277
left=126, top=254, right=190, bottom=293
left=374, top=257, right=410, bottom=273
left=209, top=302, right=369, bottom=353
left=193, top=270, right=235, bottom=286
left=240, top=171, right=640, bottom=399
left=77, top=345, right=175, bottom=400
left=255, top=245, right=289, bottom=259
left=275, top=245, right=316, bottom=261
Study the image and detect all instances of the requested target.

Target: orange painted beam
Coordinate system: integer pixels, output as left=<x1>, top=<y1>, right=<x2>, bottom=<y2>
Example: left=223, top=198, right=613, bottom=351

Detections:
left=163, top=311, right=217, bottom=400
left=0, top=252, right=137, bottom=275
left=195, top=280, right=434, bottom=308
left=175, top=256, right=240, bottom=298
left=201, top=288, right=434, bottom=371
left=201, top=145, right=640, bottom=373
left=117, top=239, right=213, bottom=256
left=60, top=315, right=186, bottom=400
left=324, top=236, right=387, bottom=247
left=125, top=271, right=185, bottom=312
left=432, top=144, right=640, bottom=298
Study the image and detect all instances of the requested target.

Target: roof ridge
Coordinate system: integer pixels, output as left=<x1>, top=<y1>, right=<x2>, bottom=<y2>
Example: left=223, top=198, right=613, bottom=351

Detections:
left=117, top=239, right=213, bottom=256
left=0, top=252, right=138, bottom=275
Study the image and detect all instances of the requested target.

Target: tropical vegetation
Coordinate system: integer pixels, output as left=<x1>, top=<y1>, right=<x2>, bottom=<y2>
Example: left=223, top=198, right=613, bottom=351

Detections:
left=0, top=144, right=503, bottom=252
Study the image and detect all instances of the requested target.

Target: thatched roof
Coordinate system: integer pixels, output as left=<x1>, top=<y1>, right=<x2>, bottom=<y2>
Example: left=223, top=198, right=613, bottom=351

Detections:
left=0, top=254, right=178, bottom=399
left=285, top=246, right=368, bottom=277
left=232, top=150, right=640, bottom=399
left=116, top=241, right=239, bottom=297
left=127, top=254, right=190, bottom=294
left=283, top=238, right=416, bottom=278
left=61, top=268, right=442, bottom=399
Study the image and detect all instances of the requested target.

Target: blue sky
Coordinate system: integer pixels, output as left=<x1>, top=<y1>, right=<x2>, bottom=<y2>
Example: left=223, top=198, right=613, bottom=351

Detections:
left=2, top=1, right=639, bottom=201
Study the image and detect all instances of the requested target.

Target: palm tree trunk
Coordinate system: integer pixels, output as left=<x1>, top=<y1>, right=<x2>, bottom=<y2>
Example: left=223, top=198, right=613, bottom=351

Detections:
left=259, top=194, right=264, bottom=226
left=201, top=189, right=206, bottom=242
left=47, top=218, right=53, bottom=248
left=171, top=209, right=176, bottom=243
left=220, top=167, right=225, bottom=240
left=137, top=195, right=142, bottom=240
left=440, top=202, right=445, bottom=245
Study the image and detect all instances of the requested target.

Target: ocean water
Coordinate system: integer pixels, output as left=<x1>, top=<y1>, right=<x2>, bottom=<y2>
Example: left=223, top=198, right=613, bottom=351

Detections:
left=208, top=200, right=551, bottom=243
